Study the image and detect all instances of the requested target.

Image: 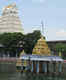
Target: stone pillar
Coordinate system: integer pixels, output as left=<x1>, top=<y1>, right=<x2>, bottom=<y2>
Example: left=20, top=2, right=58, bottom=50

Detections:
left=31, top=61, right=33, bottom=72
left=58, top=62, right=62, bottom=73
left=39, top=61, right=43, bottom=73
left=53, top=62, right=56, bottom=73
left=56, top=62, right=58, bottom=73
left=33, top=61, right=36, bottom=73
left=36, top=61, right=39, bottom=73
left=62, top=62, right=64, bottom=73
left=48, top=61, right=52, bottom=73
left=42, top=62, right=45, bottom=72
left=43, top=62, right=47, bottom=73
left=47, top=61, right=49, bottom=73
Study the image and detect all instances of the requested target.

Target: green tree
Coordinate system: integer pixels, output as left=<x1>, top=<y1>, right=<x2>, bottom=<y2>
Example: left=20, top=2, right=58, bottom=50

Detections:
left=56, top=43, right=66, bottom=59
left=0, top=30, right=41, bottom=57
left=23, top=30, right=41, bottom=54
left=0, top=32, right=24, bottom=57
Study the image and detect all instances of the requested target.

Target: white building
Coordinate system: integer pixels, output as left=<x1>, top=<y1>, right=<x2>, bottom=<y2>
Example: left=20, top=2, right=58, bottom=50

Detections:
left=0, top=3, right=23, bottom=33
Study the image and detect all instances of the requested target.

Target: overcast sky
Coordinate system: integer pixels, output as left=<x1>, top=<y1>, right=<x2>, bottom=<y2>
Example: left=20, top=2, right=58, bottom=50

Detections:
left=0, top=0, right=66, bottom=41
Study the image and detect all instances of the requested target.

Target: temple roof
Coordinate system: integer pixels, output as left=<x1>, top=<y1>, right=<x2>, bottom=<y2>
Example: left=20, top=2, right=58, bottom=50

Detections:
left=20, top=50, right=25, bottom=57
left=4, top=3, right=16, bottom=9
left=32, top=36, right=51, bottom=56
left=20, top=55, right=63, bottom=62
left=6, top=5, right=12, bottom=9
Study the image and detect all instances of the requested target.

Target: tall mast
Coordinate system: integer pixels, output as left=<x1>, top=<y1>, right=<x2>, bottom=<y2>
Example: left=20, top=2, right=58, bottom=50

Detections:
left=41, top=20, right=44, bottom=36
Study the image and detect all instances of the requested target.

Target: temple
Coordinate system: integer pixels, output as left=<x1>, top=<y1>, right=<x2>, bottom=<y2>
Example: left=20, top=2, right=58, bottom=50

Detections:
left=0, top=3, right=23, bottom=33
left=16, top=36, right=63, bottom=74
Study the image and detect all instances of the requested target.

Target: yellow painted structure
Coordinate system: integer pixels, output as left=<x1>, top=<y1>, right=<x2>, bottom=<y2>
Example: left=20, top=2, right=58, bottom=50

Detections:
left=59, top=52, right=62, bottom=57
left=16, top=58, right=22, bottom=72
left=32, top=36, right=51, bottom=56
left=20, top=50, right=25, bottom=57
left=16, top=50, right=25, bottom=67
left=20, top=50, right=27, bottom=67
left=16, top=58, right=22, bottom=67
left=16, top=50, right=27, bottom=72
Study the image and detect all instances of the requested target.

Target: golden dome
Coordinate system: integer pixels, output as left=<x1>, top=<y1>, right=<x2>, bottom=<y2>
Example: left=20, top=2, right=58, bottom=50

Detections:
left=4, top=3, right=16, bottom=9
left=6, top=5, right=12, bottom=8
left=32, top=36, right=51, bottom=56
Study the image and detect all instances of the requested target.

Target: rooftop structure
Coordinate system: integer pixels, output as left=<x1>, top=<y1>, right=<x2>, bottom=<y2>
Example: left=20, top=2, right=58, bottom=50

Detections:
left=20, top=50, right=25, bottom=57
left=20, top=54, right=63, bottom=62
left=16, top=54, right=63, bottom=73
left=32, top=36, right=51, bottom=56
left=0, top=3, right=23, bottom=33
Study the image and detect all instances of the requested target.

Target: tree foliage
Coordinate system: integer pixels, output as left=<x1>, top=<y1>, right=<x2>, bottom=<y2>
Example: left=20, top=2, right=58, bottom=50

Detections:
left=56, top=43, right=66, bottom=52
left=23, top=30, right=41, bottom=54
left=56, top=43, right=66, bottom=59
left=0, top=30, right=41, bottom=57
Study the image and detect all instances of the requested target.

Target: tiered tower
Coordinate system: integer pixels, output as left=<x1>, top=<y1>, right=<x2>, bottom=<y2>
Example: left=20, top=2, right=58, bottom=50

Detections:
left=32, top=36, right=51, bottom=56
left=0, top=3, right=23, bottom=33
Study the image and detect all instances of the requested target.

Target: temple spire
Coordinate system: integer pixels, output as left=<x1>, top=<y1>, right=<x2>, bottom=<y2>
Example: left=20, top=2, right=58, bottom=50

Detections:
left=41, top=20, right=44, bottom=36
left=32, top=36, right=51, bottom=56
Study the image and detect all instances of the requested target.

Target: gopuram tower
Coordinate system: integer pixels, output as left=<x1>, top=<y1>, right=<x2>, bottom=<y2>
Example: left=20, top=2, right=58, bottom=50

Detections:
left=0, top=3, right=23, bottom=33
